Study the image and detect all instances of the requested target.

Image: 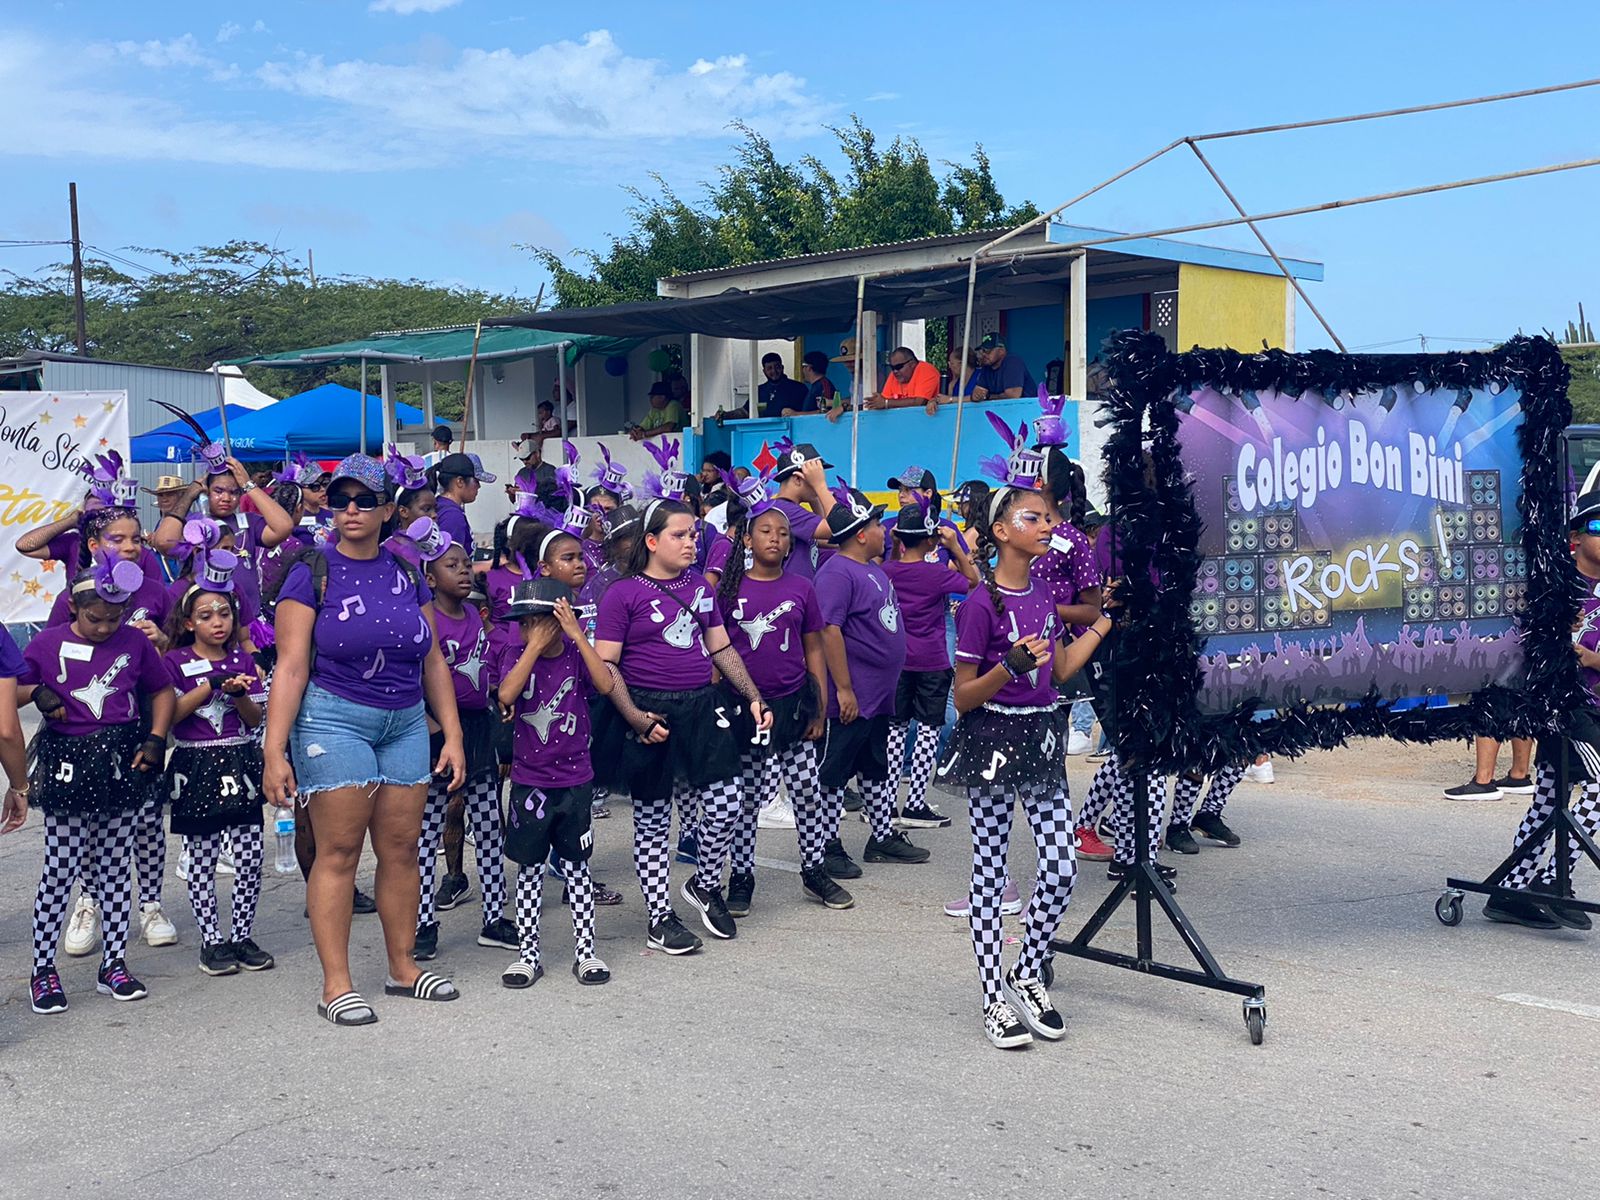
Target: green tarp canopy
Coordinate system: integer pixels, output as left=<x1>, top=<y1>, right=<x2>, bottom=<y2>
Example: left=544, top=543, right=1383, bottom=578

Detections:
left=225, top=325, right=639, bottom=369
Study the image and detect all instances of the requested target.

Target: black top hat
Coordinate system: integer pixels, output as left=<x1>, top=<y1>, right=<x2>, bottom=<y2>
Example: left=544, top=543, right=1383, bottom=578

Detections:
left=772, top=441, right=834, bottom=480
left=508, top=576, right=574, bottom=619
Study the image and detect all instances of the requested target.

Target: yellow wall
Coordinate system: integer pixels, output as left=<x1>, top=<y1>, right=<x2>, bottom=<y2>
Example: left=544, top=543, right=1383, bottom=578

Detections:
left=1175, top=263, right=1288, bottom=351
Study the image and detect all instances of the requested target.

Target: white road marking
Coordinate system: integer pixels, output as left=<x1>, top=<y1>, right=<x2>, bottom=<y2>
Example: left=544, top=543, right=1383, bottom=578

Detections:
left=754, top=855, right=801, bottom=875
left=1496, top=993, right=1600, bottom=1022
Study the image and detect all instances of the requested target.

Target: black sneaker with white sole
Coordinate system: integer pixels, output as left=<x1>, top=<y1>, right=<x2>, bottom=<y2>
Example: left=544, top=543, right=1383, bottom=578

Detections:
left=30, top=969, right=67, bottom=1014
left=897, top=800, right=952, bottom=829
left=823, top=837, right=863, bottom=880
left=726, top=871, right=755, bottom=918
left=1443, top=779, right=1502, bottom=801
left=435, top=873, right=472, bottom=911
left=198, top=942, right=240, bottom=976
left=983, top=999, right=1033, bottom=1049
left=801, top=865, right=855, bottom=910
left=1002, top=969, right=1066, bottom=1040
left=1165, top=823, right=1200, bottom=855
left=1495, top=774, right=1536, bottom=796
left=1107, top=859, right=1178, bottom=889
left=413, top=921, right=440, bottom=962
left=647, top=912, right=703, bottom=955
left=477, top=917, right=520, bottom=949
left=680, top=878, right=737, bottom=939
left=96, top=959, right=148, bottom=1002
left=230, top=938, right=275, bottom=971
left=864, top=830, right=931, bottom=864
left=1190, top=813, right=1241, bottom=847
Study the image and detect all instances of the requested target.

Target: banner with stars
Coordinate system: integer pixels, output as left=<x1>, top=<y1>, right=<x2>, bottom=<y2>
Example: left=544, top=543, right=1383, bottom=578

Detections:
left=0, top=390, right=129, bottom=624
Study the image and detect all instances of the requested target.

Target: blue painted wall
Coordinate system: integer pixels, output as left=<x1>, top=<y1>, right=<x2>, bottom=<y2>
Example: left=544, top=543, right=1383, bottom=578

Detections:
left=1087, top=294, right=1145, bottom=362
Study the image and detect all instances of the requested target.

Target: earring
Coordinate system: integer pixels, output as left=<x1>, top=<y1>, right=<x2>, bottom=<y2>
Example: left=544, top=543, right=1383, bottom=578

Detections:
left=743, top=548, right=754, bottom=570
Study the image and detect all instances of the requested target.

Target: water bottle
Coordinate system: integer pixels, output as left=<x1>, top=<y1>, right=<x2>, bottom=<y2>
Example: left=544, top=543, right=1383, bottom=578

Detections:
left=273, top=808, right=297, bottom=875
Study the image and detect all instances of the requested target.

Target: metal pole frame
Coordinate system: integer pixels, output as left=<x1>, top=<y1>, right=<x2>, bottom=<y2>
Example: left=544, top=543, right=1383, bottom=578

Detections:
left=850, top=274, right=866, bottom=483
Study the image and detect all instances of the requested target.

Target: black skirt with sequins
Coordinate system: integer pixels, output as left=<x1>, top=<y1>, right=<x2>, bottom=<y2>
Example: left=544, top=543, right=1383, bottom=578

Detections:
left=936, top=703, right=1070, bottom=789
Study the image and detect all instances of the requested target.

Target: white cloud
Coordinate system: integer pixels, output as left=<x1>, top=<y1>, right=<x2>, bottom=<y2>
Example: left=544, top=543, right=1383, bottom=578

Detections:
left=252, top=20, right=269, bottom=33
left=216, top=22, right=241, bottom=43
left=864, top=91, right=899, bottom=102
left=111, top=34, right=211, bottom=69
left=369, top=0, right=462, bottom=13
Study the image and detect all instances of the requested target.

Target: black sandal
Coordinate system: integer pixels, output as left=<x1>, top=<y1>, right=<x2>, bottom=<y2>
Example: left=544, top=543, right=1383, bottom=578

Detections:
left=573, top=957, right=611, bottom=986
left=318, top=990, right=377, bottom=1026
left=383, top=971, right=460, bottom=1001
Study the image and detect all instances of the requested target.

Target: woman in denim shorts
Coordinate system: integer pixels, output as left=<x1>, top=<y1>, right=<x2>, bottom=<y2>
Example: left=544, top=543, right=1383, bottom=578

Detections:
left=264, top=454, right=466, bottom=1026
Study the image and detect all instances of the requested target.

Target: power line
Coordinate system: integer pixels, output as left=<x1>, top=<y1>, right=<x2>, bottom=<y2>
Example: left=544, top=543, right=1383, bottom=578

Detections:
left=83, top=244, right=160, bottom=276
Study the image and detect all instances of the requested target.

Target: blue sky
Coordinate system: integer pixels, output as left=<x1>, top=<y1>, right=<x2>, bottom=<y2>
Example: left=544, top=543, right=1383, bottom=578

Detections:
left=3, top=0, right=1598, bottom=352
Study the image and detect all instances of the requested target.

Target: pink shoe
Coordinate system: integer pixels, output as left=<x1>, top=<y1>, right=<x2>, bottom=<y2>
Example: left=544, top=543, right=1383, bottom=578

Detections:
left=943, top=878, right=1025, bottom=918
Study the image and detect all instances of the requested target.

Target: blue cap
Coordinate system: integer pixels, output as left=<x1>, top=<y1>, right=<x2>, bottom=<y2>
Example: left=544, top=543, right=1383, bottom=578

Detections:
left=329, top=453, right=391, bottom=498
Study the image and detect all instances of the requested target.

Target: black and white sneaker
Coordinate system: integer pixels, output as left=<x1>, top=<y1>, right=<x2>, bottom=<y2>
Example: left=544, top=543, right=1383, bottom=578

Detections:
left=864, top=830, right=931, bottom=864
left=1495, top=774, right=1536, bottom=796
left=801, top=865, right=855, bottom=910
left=983, top=999, right=1033, bottom=1049
left=30, top=969, right=67, bottom=1015
left=823, top=837, right=863, bottom=880
left=726, top=871, right=755, bottom=918
left=96, top=959, right=148, bottom=1002
left=413, top=920, right=440, bottom=962
left=435, top=873, right=472, bottom=911
left=897, top=800, right=952, bottom=829
left=646, top=912, right=703, bottom=955
left=230, top=938, right=275, bottom=971
left=1443, top=779, right=1502, bottom=801
left=1190, top=813, right=1241, bottom=847
left=1165, top=823, right=1200, bottom=855
left=1002, top=969, right=1065, bottom=1040
left=198, top=941, right=240, bottom=977
left=680, top=878, right=737, bottom=939
left=477, top=917, right=520, bottom=949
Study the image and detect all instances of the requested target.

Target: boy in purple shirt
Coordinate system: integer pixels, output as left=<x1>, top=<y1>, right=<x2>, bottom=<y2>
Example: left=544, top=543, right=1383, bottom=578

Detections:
left=813, top=485, right=928, bottom=878
left=769, top=442, right=838, bottom=579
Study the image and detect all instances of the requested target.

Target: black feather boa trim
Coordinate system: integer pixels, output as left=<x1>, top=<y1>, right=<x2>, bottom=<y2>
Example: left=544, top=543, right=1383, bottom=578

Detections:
left=1101, top=332, right=1579, bottom=773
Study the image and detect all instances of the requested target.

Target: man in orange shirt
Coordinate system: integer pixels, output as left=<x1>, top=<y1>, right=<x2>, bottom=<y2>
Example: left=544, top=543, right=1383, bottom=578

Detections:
left=864, top=347, right=942, bottom=415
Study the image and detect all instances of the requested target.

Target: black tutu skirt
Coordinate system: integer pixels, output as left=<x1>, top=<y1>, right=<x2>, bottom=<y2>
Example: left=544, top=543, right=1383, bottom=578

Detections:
left=1535, top=706, right=1600, bottom=786
left=731, top=682, right=818, bottom=760
left=588, top=694, right=629, bottom=791
left=936, top=704, right=1069, bottom=789
left=28, top=723, right=156, bottom=817
left=430, top=705, right=498, bottom=783
left=622, top=684, right=742, bottom=801
left=168, top=740, right=265, bottom=835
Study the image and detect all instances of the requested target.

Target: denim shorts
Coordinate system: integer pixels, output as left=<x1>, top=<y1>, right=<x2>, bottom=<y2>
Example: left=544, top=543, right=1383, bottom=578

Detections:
left=290, top=682, right=431, bottom=800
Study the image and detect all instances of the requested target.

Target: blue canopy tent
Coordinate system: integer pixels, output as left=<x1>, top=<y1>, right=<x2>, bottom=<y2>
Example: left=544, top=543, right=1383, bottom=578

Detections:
left=130, top=404, right=255, bottom=464
left=196, top=383, right=424, bottom=460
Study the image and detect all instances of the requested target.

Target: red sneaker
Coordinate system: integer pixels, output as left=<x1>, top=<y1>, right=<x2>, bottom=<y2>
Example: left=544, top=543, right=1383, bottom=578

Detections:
left=1075, top=826, right=1113, bottom=861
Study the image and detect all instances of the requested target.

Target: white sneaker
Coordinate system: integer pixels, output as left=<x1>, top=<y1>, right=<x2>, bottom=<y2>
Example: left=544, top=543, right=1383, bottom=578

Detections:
left=1244, top=761, right=1276, bottom=785
left=140, top=901, right=178, bottom=947
left=176, top=850, right=192, bottom=883
left=1066, top=729, right=1092, bottom=756
left=216, top=847, right=236, bottom=877
left=757, top=794, right=797, bottom=830
left=63, top=896, right=101, bottom=958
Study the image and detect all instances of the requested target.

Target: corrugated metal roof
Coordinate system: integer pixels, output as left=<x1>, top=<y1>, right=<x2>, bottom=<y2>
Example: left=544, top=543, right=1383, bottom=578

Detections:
left=660, top=227, right=1023, bottom=283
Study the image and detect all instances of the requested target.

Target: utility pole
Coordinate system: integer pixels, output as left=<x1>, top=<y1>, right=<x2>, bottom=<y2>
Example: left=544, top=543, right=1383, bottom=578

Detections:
left=307, top=248, right=316, bottom=288
left=68, top=182, right=87, bottom=355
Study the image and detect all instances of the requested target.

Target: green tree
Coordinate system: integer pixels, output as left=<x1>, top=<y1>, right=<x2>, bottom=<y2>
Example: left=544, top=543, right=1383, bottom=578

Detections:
left=1565, top=345, right=1600, bottom=424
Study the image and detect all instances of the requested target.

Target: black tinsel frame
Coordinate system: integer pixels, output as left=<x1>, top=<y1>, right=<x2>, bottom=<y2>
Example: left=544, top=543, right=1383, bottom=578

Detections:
left=1102, top=331, right=1581, bottom=774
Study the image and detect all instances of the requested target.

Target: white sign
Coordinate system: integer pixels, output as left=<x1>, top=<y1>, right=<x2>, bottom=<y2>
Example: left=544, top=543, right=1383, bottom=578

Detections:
left=0, top=391, right=130, bottom=623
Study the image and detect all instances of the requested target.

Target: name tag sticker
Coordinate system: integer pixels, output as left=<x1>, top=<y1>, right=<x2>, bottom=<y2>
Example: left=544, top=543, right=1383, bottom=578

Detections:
left=181, top=658, right=213, bottom=678
left=696, top=597, right=714, bottom=613
left=60, top=642, right=93, bottom=662
left=1049, top=534, right=1073, bottom=554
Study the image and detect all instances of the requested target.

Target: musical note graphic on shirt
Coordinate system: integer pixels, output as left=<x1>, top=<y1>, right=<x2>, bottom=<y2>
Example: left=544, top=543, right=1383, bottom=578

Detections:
left=392, top=570, right=409, bottom=595
left=714, top=706, right=731, bottom=729
left=55, top=761, right=75, bottom=784
left=337, top=595, right=366, bottom=621
left=732, top=597, right=747, bottom=622
left=413, top=614, right=430, bottom=645
left=220, top=775, right=241, bottom=797
left=168, top=771, right=187, bottom=800
left=980, top=750, right=1009, bottom=781
left=647, top=598, right=666, bottom=624
left=362, top=648, right=387, bottom=679
left=779, top=627, right=791, bottom=653
left=750, top=725, right=771, bottom=747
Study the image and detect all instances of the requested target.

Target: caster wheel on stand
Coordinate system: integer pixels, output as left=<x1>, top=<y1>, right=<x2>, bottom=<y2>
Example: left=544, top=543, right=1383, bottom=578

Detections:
left=1435, top=889, right=1464, bottom=927
left=1041, top=957, right=1055, bottom=988
left=1243, top=997, right=1266, bottom=1046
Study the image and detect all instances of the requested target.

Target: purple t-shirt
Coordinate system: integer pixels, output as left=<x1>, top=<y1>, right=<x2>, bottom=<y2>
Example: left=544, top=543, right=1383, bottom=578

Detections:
left=0, top=626, right=22, bottom=678
left=583, top=539, right=605, bottom=575
left=717, top=573, right=823, bottom=697
left=47, top=575, right=172, bottom=631
left=774, top=498, right=827, bottom=579
left=494, top=638, right=592, bottom=788
left=164, top=646, right=266, bottom=742
left=212, top=512, right=269, bottom=617
left=885, top=559, right=970, bottom=672
left=46, top=532, right=165, bottom=588
left=704, top=533, right=734, bottom=578
left=483, top=564, right=525, bottom=672
left=1576, top=575, right=1600, bottom=700
left=434, top=496, right=473, bottom=552
left=955, top=581, right=1060, bottom=708
left=21, top=622, right=170, bottom=736
left=1033, top=520, right=1101, bottom=635
left=277, top=545, right=433, bottom=709
left=814, top=555, right=905, bottom=718
left=595, top=570, right=723, bottom=691
left=434, top=605, right=491, bottom=712
left=164, top=575, right=260, bottom=634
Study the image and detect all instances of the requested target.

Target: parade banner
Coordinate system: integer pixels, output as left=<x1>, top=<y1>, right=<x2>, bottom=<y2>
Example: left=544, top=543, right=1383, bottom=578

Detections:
left=0, top=391, right=130, bottom=623
left=1178, top=378, right=1526, bottom=713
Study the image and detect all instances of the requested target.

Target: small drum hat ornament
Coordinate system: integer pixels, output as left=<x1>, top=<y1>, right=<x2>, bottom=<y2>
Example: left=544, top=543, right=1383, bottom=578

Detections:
left=405, top=517, right=455, bottom=563
left=197, top=548, right=240, bottom=593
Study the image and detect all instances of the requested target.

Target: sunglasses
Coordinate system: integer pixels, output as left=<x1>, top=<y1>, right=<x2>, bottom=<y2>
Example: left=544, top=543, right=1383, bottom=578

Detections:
left=329, top=491, right=385, bottom=512
left=1584, top=518, right=1600, bottom=536
left=889, top=359, right=914, bottom=371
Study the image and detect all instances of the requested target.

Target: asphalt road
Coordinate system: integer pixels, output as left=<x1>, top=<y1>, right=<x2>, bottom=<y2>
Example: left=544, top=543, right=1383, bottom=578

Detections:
left=1, top=738, right=1595, bottom=1199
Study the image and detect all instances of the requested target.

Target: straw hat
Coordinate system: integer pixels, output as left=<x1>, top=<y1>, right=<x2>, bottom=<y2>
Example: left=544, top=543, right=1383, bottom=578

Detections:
left=829, top=337, right=861, bottom=364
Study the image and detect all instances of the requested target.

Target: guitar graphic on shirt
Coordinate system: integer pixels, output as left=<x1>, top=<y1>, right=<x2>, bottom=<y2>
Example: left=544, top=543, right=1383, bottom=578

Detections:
left=70, top=653, right=130, bottom=721
left=521, top=676, right=576, bottom=744
left=448, top=630, right=487, bottom=690
left=737, top=600, right=796, bottom=652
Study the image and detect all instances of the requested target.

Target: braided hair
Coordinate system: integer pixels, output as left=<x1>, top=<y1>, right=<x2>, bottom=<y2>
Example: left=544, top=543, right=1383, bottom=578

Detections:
left=972, top=486, right=1027, bottom=618
left=491, top=516, right=542, bottom=572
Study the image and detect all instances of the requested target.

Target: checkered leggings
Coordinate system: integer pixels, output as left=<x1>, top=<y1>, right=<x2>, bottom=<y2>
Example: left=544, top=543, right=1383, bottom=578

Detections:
left=183, top=823, right=265, bottom=944
left=513, top=858, right=595, bottom=970
left=1100, top=753, right=1166, bottom=864
left=731, top=741, right=827, bottom=872
left=967, top=780, right=1077, bottom=1006
left=886, top=719, right=941, bottom=816
left=33, top=810, right=139, bottom=973
left=418, top=774, right=506, bottom=925
left=1503, top=762, right=1600, bottom=890
left=1079, top=756, right=1120, bottom=830
left=821, top=775, right=897, bottom=846
left=633, top=777, right=743, bottom=920
left=1170, top=762, right=1248, bottom=827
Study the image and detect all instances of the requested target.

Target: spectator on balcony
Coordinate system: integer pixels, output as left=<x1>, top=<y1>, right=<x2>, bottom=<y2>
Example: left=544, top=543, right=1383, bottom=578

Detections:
left=631, top=382, right=686, bottom=441
left=941, top=346, right=981, bottom=400
left=758, top=354, right=809, bottom=419
left=799, top=350, right=844, bottom=422
left=865, top=347, right=942, bottom=416
left=971, top=334, right=1036, bottom=401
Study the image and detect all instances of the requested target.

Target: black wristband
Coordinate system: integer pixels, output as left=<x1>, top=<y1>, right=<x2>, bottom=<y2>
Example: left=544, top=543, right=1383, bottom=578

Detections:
left=139, top=736, right=167, bottom=766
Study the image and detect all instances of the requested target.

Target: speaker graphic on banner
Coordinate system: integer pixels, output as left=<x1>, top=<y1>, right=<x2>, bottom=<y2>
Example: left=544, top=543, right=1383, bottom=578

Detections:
left=0, top=391, right=130, bottom=624
left=1177, top=378, right=1527, bottom=714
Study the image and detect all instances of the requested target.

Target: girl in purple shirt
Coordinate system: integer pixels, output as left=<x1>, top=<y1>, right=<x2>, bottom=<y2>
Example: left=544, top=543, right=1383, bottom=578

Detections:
left=946, top=423, right=1115, bottom=1051
left=20, top=557, right=176, bottom=1013
left=161, top=550, right=274, bottom=977
left=594, top=499, right=771, bottom=953
left=264, top=454, right=466, bottom=1027
left=414, top=530, right=515, bottom=962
